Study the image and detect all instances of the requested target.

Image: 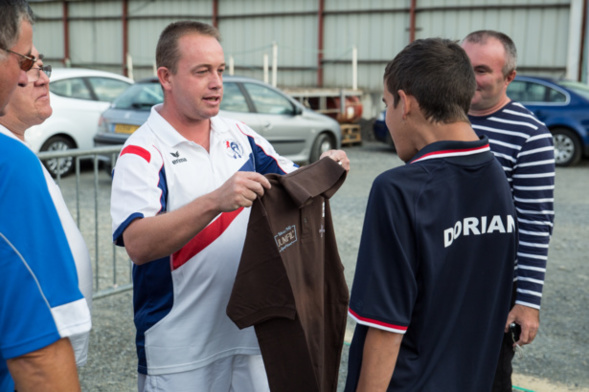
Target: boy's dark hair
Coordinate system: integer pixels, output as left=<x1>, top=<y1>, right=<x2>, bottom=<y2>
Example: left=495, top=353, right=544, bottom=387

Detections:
left=384, top=38, right=475, bottom=123
left=156, top=20, right=221, bottom=74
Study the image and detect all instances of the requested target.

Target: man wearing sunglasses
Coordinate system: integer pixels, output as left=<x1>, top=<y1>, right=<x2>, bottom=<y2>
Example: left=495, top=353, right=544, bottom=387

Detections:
left=0, top=2, right=91, bottom=391
left=0, top=42, right=93, bottom=371
left=0, top=48, right=52, bottom=131
left=0, top=0, right=35, bottom=115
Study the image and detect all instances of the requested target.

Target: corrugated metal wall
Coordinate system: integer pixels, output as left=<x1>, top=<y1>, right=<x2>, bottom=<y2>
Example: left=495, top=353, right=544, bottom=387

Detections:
left=415, top=0, right=571, bottom=74
left=29, top=0, right=583, bottom=115
left=218, top=0, right=319, bottom=87
left=322, top=1, right=409, bottom=89
left=30, top=2, right=65, bottom=62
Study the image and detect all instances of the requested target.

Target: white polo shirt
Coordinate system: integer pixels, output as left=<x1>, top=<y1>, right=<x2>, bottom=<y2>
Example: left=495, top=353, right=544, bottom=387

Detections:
left=111, top=104, right=297, bottom=375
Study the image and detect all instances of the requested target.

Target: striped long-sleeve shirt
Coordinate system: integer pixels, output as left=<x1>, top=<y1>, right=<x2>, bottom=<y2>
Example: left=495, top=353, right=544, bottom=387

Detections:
left=469, top=101, right=555, bottom=309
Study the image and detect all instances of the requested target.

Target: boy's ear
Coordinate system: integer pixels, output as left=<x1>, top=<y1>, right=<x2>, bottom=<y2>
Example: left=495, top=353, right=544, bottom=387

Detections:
left=398, top=90, right=411, bottom=119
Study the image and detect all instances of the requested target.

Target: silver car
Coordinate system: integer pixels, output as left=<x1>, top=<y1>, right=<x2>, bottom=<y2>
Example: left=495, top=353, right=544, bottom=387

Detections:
left=94, top=75, right=341, bottom=163
left=28, top=68, right=133, bottom=177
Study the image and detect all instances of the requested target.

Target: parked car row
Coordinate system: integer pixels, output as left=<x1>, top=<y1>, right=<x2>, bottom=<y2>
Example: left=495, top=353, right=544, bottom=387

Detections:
left=30, top=69, right=589, bottom=178
left=94, top=75, right=341, bottom=165
left=32, top=68, right=342, bottom=177
left=372, top=75, right=589, bottom=167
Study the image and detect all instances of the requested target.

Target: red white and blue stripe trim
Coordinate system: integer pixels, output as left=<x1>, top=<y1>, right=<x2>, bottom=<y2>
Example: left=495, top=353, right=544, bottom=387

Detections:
left=410, top=144, right=491, bottom=164
left=348, top=308, right=408, bottom=334
left=171, top=208, right=244, bottom=270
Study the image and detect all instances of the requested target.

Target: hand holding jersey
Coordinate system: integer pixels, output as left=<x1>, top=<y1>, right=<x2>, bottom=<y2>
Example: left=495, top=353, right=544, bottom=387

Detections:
left=320, top=149, right=351, bottom=172
left=212, top=171, right=272, bottom=212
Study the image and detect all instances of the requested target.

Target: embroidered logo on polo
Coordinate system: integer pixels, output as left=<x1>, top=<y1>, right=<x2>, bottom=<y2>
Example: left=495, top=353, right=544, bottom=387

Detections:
left=224, top=139, right=244, bottom=159
left=274, top=225, right=298, bottom=252
left=170, top=151, right=187, bottom=165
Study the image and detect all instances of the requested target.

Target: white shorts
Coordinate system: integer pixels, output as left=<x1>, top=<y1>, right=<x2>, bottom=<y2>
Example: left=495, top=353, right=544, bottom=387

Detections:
left=137, top=354, right=269, bottom=392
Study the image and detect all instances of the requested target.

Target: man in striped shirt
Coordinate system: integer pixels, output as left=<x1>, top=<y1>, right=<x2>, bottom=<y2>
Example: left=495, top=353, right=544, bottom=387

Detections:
left=462, top=30, right=555, bottom=392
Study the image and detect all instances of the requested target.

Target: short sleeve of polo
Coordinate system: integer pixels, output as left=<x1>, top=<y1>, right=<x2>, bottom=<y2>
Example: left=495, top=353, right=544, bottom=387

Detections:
left=0, top=136, right=90, bottom=362
left=111, top=143, right=165, bottom=246
left=348, top=172, right=418, bottom=334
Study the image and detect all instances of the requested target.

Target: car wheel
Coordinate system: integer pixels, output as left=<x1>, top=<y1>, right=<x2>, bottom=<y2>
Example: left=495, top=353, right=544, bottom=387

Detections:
left=552, top=128, right=581, bottom=167
left=40, top=135, right=76, bottom=177
left=310, top=133, right=335, bottom=163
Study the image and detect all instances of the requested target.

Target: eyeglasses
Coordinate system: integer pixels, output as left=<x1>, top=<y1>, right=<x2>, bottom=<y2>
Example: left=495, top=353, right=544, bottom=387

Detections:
left=28, top=64, right=52, bottom=82
left=2, top=48, right=37, bottom=72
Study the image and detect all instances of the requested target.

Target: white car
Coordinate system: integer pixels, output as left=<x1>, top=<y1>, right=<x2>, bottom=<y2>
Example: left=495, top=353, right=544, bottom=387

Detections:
left=26, top=68, right=133, bottom=177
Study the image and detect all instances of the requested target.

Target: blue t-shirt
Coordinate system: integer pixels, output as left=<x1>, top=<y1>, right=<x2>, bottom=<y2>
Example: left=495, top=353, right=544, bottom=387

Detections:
left=0, top=134, right=91, bottom=391
left=345, top=137, right=517, bottom=391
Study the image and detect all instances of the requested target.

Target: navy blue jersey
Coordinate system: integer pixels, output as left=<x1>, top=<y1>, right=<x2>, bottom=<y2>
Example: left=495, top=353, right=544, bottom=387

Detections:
left=345, top=136, right=517, bottom=391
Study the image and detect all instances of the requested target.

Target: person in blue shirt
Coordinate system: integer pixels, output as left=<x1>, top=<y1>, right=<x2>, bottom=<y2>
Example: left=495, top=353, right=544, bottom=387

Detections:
left=0, top=1, right=91, bottom=391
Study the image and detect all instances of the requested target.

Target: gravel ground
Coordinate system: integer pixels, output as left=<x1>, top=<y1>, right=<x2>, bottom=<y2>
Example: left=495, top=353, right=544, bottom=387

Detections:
left=63, top=141, right=588, bottom=391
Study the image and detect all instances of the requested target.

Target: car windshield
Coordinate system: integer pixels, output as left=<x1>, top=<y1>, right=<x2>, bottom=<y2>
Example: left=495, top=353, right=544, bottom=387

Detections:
left=558, top=80, right=589, bottom=100
left=113, top=82, right=163, bottom=110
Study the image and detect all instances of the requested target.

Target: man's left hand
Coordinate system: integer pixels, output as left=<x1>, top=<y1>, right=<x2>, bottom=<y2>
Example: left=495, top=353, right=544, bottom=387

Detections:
left=320, top=149, right=350, bottom=172
left=504, top=304, right=540, bottom=346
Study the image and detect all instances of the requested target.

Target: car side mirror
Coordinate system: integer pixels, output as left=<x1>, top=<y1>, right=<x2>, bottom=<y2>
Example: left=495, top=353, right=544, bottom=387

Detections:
left=293, top=104, right=303, bottom=116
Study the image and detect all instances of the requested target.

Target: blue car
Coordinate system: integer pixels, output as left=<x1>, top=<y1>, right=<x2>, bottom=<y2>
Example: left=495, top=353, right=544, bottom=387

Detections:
left=373, top=75, right=589, bottom=166
left=507, top=75, right=589, bottom=166
left=372, top=109, right=395, bottom=150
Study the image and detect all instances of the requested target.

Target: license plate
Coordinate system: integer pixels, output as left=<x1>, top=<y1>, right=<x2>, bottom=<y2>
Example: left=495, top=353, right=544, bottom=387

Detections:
left=114, top=124, right=139, bottom=134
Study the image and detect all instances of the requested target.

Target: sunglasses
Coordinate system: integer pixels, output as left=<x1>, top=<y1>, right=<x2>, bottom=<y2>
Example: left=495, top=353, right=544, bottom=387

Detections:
left=29, top=64, right=52, bottom=82
left=2, top=48, right=37, bottom=72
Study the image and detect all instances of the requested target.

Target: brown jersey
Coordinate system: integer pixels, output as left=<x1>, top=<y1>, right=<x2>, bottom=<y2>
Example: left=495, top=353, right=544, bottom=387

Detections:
left=227, top=157, right=348, bottom=392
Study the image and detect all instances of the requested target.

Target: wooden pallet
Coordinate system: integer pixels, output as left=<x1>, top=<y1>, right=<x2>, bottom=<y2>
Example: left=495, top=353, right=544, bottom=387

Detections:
left=341, top=123, right=362, bottom=146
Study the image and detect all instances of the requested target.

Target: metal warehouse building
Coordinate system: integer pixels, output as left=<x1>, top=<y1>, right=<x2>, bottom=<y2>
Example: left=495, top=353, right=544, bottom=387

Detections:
left=28, top=0, right=589, bottom=118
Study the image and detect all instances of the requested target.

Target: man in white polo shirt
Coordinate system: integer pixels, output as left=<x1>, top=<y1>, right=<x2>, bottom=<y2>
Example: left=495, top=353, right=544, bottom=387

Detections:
left=110, top=20, right=349, bottom=392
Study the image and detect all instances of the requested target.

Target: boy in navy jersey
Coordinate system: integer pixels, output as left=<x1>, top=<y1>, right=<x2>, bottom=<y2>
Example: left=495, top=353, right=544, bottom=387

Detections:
left=344, top=38, right=518, bottom=391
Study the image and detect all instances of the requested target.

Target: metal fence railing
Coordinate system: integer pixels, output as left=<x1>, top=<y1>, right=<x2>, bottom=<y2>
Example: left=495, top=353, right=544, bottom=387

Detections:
left=37, top=146, right=132, bottom=299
